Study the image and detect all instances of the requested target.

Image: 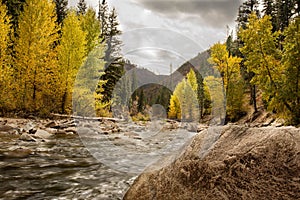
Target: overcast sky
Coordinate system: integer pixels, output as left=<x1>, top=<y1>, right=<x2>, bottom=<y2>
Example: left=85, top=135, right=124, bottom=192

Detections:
left=69, top=0, right=243, bottom=75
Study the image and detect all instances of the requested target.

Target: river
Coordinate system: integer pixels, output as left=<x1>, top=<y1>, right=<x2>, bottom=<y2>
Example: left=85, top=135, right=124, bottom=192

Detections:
left=0, top=117, right=199, bottom=199
left=0, top=133, right=134, bottom=200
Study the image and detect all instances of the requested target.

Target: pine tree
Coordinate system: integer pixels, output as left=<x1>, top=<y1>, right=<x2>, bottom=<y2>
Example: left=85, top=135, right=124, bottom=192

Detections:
left=100, top=7, right=125, bottom=103
left=98, top=0, right=109, bottom=41
left=113, top=74, right=132, bottom=111
left=276, top=0, right=297, bottom=31
left=138, top=90, right=145, bottom=113
left=79, top=7, right=100, bottom=55
left=236, top=0, right=260, bottom=30
left=77, top=0, right=87, bottom=15
left=53, top=0, right=68, bottom=24
left=263, top=0, right=274, bottom=16
left=58, top=10, right=86, bottom=113
left=14, top=0, right=60, bottom=113
left=263, top=0, right=298, bottom=32
left=0, top=2, right=14, bottom=111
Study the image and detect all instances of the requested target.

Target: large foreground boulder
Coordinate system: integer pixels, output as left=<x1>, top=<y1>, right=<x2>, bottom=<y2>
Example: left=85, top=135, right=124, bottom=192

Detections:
left=124, top=126, right=300, bottom=200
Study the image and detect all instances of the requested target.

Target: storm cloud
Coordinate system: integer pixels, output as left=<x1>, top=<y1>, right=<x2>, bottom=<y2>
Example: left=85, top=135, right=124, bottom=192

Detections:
left=131, top=0, right=242, bottom=28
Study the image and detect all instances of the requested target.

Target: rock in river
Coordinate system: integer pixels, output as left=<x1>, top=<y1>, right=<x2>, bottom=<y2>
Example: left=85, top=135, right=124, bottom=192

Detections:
left=19, top=133, right=36, bottom=142
left=3, top=148, right=32, bottom=158
left=34, top=129, right=52, bottom=139
left=0, top=125, right=14, bottom=132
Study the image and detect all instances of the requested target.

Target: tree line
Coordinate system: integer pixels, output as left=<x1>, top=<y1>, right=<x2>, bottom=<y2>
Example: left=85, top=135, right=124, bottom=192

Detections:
left=168, top=0, right=300, bottom=125
left=0, top=0, right=124, bottom=117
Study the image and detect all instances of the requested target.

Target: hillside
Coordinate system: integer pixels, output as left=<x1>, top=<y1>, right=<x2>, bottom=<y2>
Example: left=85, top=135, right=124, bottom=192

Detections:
left=128, top=50, right=213, bottom=108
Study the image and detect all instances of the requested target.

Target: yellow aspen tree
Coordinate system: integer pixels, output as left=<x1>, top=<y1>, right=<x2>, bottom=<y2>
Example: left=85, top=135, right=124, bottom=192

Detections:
left=73, top=43, right=106, bottom=117
left=186, top=69, right=198, bottom=92
left=209, top=43, right=244, bottom=121
left=280, top=18, right=300, bottom=124
left=185, top=69, right=200, bottom=121
left=204, top=76, right=225, bottom=124
left=0, top=2, right=14, bottom=111
left=58, top=10, right=87, bottom=114
left=79, top=7, right=101, bottom=55
left=0, top=2, right=10, bottom=67
left=168, top=69, right=201, bottom=121
left=239, top=14, right=295, bottom=122
left=14, top=0, right=60, bottom=113
left=168, top=94, right=180, bottom=119
left=168, top=79, right=185, bottom=120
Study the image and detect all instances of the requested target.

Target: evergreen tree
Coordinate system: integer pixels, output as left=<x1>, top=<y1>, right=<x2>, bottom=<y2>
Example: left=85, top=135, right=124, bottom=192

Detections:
left=98, top=0, right=109, bottom=41
left=195, top=70, right=208, bottom=118
left=236, top=0, right=260, bottom=30
left=138, top=90, right=145, bottom=113
left=263, top=0, right=274, bottom=16
left=53, top=0, right=68, bottom=24
left=100, top=7, right=125, bottom=103
left=58, top=10, right=86, bottom=113
left=14, top=0, right=60, bottom=113
left=77, top=0, right=87, bottom=15
left=155, top=87, right=172, bottom=111
left=276, top=0, right=297, bottom=31
left=263, top=0, right=298, bottom=32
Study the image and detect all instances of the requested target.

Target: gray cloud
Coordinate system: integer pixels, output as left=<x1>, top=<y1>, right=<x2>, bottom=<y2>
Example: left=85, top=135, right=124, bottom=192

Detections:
left=131, top=0, right=242, bottom=28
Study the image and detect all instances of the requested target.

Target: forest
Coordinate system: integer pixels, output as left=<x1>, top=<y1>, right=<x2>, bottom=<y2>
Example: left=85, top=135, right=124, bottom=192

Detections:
left=0, top=0, right=300, bottom=125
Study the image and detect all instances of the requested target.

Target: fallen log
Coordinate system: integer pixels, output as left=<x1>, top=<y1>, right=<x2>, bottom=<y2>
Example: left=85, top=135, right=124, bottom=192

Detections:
left=50, top=113, right=125, bottom=122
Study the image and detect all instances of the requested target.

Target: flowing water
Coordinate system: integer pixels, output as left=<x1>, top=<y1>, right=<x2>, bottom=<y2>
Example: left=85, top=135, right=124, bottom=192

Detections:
left=0, top=118, right=198, bottom=200
left=0, top=133, right=134, bottom=200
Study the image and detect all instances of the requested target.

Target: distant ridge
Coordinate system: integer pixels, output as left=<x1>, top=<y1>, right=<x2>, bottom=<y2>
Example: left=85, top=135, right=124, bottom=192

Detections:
left=124, top=50, right=214, bottom=107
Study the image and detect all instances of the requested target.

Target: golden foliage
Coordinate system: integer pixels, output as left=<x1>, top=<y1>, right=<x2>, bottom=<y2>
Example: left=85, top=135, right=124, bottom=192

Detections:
left=14, top=0, right=60, bottom=113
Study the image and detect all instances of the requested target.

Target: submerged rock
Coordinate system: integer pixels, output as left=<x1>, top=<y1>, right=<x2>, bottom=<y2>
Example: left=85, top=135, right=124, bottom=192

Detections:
left=0, top=125, right=14, bottom=132
left=3, top=148, right=32, bottom=158
left=124, top=126, right=300, bottom=200
left=19, top=133, right=36, bottom=142
left=34, top=129, right=52, bottom=139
